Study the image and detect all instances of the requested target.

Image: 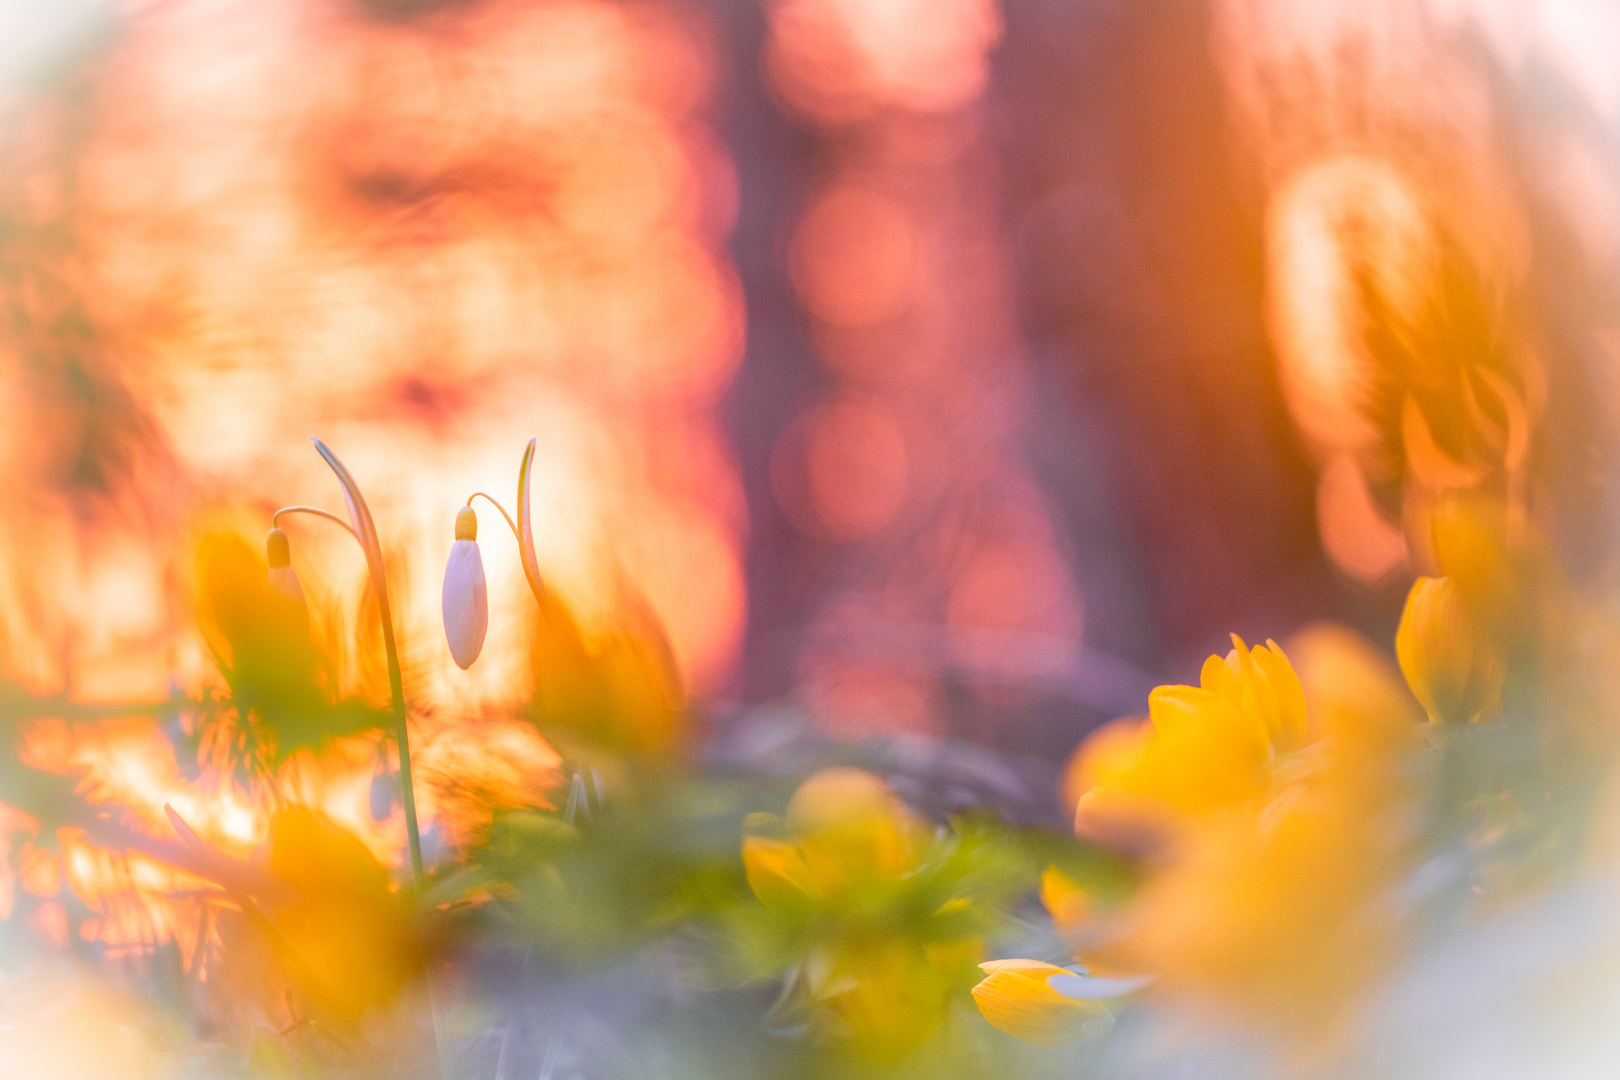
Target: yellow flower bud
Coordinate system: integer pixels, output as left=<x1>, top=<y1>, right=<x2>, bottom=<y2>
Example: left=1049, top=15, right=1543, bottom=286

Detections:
left=1395, top=575, right=1502, bottom=723
left=785, top=768, right=922, bottom=896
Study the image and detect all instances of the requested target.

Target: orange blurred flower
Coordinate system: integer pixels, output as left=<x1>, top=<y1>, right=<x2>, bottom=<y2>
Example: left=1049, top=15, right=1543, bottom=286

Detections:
left=526, top=585, right=685, bottom=763
left=1101, top=627, right=1419, bottom=1040
left=264, top=806, right=419, bottom=1027
left=984, top=628, right=1424, bottom=1046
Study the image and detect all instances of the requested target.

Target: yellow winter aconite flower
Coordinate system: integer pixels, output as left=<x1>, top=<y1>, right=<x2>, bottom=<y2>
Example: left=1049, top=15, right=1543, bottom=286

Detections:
left=1073, top=637, right=1297, bottom=841
left=526, top=585, right=686, bottom=761
left=971, top=959, right=1106, bottom=1045
left=1006, top=626, right=1436, bottom=1044
left=742, top=769, right=925, bottom=913
left=973, top=639, right=1311, bottom=1045
left=1091, top=625, right=1422, bottom=1038
left=1200, top=636, right=1308, bottom=753
left=193, top=532, right=379, bottom=758
left=740, top=769, right=988, bottom=1061
left=741, top=835, right=816, bottom=909
left=784, top=767, right=923, bottom=894
left=1396, top=575, right=1503, bottom=723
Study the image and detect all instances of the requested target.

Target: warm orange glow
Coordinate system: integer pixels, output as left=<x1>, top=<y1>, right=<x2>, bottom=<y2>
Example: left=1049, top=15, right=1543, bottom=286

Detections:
left=1, top=0, right=1617, bottom=1073
left=791, top=187, right=920, bottom=328
left=1266, top=155, right=1436, bottom=454
left=619, top=498, right=745, bottom=686
left=774, top=396, right=910, bottom=541
left=0, top=0, right=745, bottom=958
left=15, top=0, right=747, bottom=705
left=1315, top=454, right=1408, bottom=584
left=765, top=0, right=1002, bottom=121
left=766, top=0, right=1085, bottom=738
left=416, top=718, right=563, bottom=850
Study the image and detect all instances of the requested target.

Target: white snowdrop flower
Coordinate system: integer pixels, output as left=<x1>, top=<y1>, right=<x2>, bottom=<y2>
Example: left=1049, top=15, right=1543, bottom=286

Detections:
left=265, top=527, right=306, bottom=605
left=442, top=505, right=489, bottom=670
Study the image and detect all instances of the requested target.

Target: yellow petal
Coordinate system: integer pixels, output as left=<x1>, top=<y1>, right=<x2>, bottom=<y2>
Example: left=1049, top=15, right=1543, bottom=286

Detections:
left=1070, top=717, right=1153, bottom=796
left=1286, top=623, right=1423, bottom=734
left=1040, top=866, right=1091, bottom=933
left=742, top=836, right=814, bottom=907
left=972, top=959, right=1106, bottom=1045
left=1074, top=687, right=1271, bottom=836
left=1252, top=639, right=1308, bottom=751
left=1146, top=686, right=1270, bottom=813
left=1069, top=718, right=1176, bottom=842
left=267, top=808, right=413, bottom=1024
left=1199, top=652, right=1236, bottom=702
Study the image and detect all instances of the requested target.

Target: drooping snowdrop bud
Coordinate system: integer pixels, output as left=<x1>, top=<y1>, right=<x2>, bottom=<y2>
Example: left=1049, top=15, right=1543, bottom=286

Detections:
left=266, top=527, right=306, bottom=605
left=442, top=505, right=488, bottom=670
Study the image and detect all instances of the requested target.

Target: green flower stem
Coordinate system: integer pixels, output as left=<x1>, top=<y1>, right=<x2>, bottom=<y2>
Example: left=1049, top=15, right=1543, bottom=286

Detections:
left=463, top=439, right=547, bottom=609
left=515, top=437, right=547, bottom=606
left=466, top=491, right=520, bottom=545
left=270, top=505, right=357, bottom=542
left=285, top=439, right=425, bottom=887
left=468, top=444, right=603, bottom=818
left=273, top=440, right=443, bottom=1078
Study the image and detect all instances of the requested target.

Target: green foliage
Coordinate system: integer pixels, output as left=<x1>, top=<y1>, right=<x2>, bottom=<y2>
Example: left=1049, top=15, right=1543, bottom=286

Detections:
left=191, top=533, right=385, bottom=774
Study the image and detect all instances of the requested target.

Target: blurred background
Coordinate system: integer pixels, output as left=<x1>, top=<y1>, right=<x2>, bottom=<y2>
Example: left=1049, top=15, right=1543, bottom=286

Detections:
left=1, top=0, right=1620, bottom=1071
left=7, top=0, right=1616, bottom=777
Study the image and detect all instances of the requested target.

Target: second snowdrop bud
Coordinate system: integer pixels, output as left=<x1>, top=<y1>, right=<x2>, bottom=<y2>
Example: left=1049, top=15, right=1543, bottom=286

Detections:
left=266, top=527, right=306, bottom=605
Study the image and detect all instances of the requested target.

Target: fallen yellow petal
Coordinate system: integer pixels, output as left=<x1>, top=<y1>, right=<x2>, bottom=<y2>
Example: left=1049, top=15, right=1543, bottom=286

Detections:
left=971, top=959, right=1106, bottom=1045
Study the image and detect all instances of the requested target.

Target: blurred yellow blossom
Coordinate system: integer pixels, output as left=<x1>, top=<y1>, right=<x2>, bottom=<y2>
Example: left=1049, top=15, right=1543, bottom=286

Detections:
left=779, top=767, right=923, bottom=896
left=975, top=627, right=1424, bottom=1047
left=740, top=768, right=989, bottom=1061
left=265, top=807, right=418, bottom=1027
left=1040, top=866, right=1091, bottom=938
left=527, top=585, right=685, bottom=762
left=1092, top=625, right=1421, bottom=1040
